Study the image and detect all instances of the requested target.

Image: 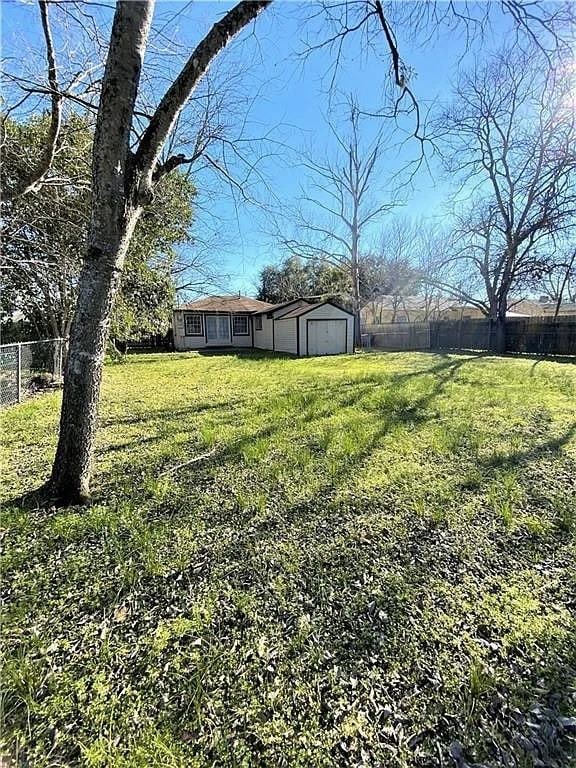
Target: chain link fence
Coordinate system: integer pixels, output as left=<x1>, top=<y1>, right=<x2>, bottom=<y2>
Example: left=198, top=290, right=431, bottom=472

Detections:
left=0, top=338, right=67, bottom=407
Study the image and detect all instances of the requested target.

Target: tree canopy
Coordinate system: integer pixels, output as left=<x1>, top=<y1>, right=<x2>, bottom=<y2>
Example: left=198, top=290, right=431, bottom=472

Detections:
left=418, top=48, right=576, bottom=349
left=1, top=114, right=195, bottom=342
left=256, top=255, right=350, bottom=304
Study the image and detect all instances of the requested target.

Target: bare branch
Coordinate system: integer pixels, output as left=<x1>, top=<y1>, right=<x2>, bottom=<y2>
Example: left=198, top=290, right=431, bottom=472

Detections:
left=132, top=0, right=271, bottom=200
left=2, top=0, right=62, bottom=201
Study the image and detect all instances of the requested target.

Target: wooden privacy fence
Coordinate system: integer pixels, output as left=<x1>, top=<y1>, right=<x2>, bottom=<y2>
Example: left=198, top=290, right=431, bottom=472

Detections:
left=361, top=322, right=430, bottom=351
left=503, top=316, right=576, bottom=356
left=362, top=315, right=576, bottom=356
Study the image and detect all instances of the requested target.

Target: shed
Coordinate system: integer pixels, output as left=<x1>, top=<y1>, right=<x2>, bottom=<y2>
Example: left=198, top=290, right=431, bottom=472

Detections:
left=254, top=300, right=354, bottom=356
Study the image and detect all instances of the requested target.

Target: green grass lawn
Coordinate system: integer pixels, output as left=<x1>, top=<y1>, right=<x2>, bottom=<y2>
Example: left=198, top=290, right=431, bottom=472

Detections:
left=1, top=350, right=575, bottom=767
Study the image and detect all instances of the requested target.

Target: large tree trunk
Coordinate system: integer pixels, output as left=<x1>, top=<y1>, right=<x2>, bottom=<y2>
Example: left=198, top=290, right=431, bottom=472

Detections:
left=488, top=301, right=507, bottom=354
left=49, top=0, right=271, bottom=504
left=50, top=1, right=153, bottom=503
left=486, top=290, right=506, bottom=355
left=492, top=316, right=506, bottom=354
left=50, top=228, right=137, bottom=501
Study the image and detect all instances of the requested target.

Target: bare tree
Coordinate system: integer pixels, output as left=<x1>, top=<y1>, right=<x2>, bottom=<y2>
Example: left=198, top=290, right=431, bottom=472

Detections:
left=427, top=49, right=576, bottom=351
left=410, top=224, right=459, bottom=321
left=1, top=1, right=63, bottom=201
left=363, top=220, right=474, bottom=324
left=538, top=246, right=576, bottom=315
left=282, top=102, right=398, bottom=343
left=361, top=219, right=423, bottom=321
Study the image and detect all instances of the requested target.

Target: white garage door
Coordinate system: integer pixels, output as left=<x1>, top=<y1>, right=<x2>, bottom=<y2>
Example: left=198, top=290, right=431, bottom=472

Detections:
left=308, top=319, right=347, bottom=356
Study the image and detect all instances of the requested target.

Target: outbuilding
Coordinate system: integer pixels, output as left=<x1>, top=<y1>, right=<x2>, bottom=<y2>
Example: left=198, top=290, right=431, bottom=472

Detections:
left=173, top=295, right=354, bottom=356
left=256, top=299, right=354, bottom=356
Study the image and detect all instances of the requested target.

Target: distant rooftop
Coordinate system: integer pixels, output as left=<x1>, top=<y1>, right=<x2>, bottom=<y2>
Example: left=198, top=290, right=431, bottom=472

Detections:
left=362, top=295, right=456, bottom=311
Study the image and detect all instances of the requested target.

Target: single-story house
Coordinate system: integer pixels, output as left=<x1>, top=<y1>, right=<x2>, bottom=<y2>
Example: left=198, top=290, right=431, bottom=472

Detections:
left=512, top=298, right=576, bottom=317
left=173, top=295, right=355, bottom=356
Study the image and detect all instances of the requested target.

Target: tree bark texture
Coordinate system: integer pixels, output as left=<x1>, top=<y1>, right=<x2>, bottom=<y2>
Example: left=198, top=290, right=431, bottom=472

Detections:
left=492, top=316, right=507, bottom=354
left=50, top=1, right=153, bottom=502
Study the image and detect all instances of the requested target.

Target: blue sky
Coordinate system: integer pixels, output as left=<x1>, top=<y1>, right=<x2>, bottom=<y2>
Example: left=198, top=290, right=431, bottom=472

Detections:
left=2, top=1, right=521, bottom=296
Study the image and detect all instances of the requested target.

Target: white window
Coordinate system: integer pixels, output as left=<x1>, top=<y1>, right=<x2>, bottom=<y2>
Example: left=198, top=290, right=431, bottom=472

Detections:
left=184, top=313, right=203, bottom=336
left=255, top=315, right=263, bottom=331
left=233, top=315, right=249, bottom=335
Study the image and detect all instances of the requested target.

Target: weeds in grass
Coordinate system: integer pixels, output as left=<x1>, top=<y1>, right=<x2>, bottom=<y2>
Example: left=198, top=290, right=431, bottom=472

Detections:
left=487, top=472, right=524, bottom=527
left=468, top=661, right=495, bottom=700
left=551, top=493, right=575, bottom=532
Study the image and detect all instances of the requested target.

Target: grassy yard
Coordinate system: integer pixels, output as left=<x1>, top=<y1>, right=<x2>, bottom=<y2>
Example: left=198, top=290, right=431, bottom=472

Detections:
left=1, top=350, right=575, bottom=768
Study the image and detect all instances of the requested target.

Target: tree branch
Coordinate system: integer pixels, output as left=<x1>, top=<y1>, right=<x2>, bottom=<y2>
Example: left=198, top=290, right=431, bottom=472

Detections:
left=3, top=0, right=62, bottom=201
left=132, top=0, right=271, bottom=200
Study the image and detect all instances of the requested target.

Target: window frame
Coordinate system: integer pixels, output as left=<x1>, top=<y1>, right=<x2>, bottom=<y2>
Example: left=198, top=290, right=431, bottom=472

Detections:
left=255, top=315, right=263, bottom=331
left=184, top=313, right=204, bottom=337
left=232, top=314, right=250, bottom=336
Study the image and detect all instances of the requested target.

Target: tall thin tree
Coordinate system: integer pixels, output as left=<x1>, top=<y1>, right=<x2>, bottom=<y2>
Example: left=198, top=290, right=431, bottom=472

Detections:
left=283, top=103, right=397, bottom=344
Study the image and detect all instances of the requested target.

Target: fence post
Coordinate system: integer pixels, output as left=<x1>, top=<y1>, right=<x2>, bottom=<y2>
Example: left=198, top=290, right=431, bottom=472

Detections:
left=53, top=338, right=62, bottom=381
left=16, top=343, right=22, bottom=403
left=52, top=340, right=58, bottom=382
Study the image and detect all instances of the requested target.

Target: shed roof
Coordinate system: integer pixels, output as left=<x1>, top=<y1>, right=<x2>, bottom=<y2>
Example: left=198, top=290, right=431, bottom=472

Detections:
left=252, top=298, right=304, bottom=316
left=274, top=302, right=315, bottom=319
left=176, top=295, right=273, bottom=313
left=279, top=300, right=354, bottom=319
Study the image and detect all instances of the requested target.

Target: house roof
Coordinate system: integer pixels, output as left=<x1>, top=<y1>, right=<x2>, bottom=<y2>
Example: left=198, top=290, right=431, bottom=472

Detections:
left=175, top=295, right=274, bottom=313
left=513, top=299, right=576, bottom=316
left=275, top=302, right=315, bottom=319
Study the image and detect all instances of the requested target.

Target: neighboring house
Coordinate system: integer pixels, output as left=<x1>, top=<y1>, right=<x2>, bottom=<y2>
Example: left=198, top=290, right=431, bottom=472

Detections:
left=439, top=304, right=531, bottom=320
left=361, top=295, right=547, bottom=325
left=437, top=303, right=485, bottom=321
left=173, top=295, right=354, bottom=356
left=361, top=295, right=474, bottom=324
left=512, top=298, right=576, bottom=317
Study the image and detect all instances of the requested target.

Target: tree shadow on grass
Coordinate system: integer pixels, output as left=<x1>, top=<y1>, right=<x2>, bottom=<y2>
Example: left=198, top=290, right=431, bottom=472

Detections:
left=8, top=353, right=485, bottom=512
left=197, top=401, right=575, bottom=766
left=95, top=356, right=474, bottom=494
left=290, top=515, right=576, bottom=767
left=479, top=421, right=576, bottom=471
left=98, top=399, right=253, bottom=429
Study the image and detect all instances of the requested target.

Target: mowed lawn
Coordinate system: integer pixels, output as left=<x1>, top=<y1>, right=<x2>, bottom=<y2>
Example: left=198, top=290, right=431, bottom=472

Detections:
left=1, top=351, right=575, bottom=768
